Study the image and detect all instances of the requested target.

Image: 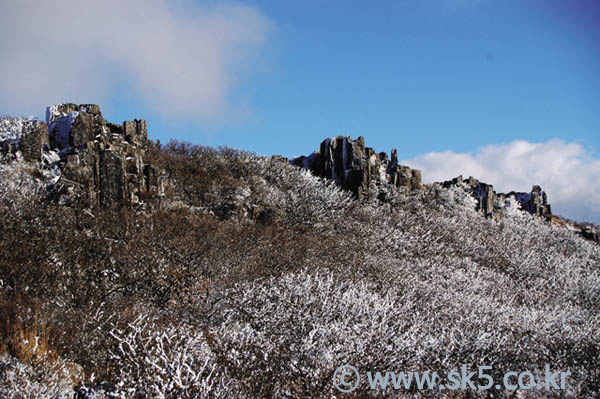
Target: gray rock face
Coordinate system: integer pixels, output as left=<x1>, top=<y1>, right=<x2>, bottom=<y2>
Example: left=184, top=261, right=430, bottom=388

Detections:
left=525, top=185, right=552, bottom=219
left=144, top=164, right=168, bottom=198
left=99, top=150, right=127, bottom=208
left=291, top=136, right=422, bottom=200
left=20, top=121, right=49, bottom=161
left=474, top=182, right=495, bottom=218
left=70, top=112, right=99, bottom=147
left=124, top=120, right=148, bottom=148
left=497, top=185, right=553, bottom=221
left=38, top=103, right=167, bottom=208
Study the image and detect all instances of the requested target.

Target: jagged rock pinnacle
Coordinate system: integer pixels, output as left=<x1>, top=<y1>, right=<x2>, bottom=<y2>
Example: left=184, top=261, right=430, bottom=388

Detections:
left=17, top=103, right=168, bottom=208
left=291, top=135, right=422, bottom=200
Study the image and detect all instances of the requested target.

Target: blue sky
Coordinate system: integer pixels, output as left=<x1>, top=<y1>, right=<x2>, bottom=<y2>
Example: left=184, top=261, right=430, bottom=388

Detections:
left=1, top=0, right=600, bottom=222
left=112, top=0, right=600, bottom=160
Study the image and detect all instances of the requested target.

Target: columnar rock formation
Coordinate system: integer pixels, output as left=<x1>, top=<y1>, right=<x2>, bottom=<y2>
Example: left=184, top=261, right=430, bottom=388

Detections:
left=20, top=121, right=49, bottom=162
left=443, top=175, right=553, bottom=220
left=291, top=136, right=556, bottom=224
left=291, top=136, right=422, bottom=200
left=5, top=115, right=597, bottom=244
left=16, top=103, right=167, bottom=208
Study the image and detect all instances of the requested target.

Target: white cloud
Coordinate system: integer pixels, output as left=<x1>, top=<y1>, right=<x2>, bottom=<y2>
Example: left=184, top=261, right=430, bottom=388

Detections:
left=0, top=0, right=270, bottom=122
left=403, top=140, right=600, bottom=224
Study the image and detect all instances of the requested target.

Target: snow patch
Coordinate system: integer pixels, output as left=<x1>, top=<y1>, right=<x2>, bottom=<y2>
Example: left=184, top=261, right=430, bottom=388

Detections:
left=45, top=103, right=68, bottom=124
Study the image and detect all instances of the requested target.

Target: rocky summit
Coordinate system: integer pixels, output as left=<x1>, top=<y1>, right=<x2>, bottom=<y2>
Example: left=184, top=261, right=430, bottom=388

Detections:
left=291, top=135, right=598, bottom=244
left=442, top=176, right=553, bottom=221
left=2, top=107, right=598, bottom=244
left=11, top=103, right=168, bottom=208
left=290, top=135, right=549, bottom=219
left=290, top=135, right=422, bottom=200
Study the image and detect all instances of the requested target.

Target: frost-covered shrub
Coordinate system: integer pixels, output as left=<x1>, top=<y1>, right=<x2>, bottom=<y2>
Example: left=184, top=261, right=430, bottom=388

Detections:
left=1, top=141, right=599, bottom=397
left=210, top=261, right=600, bottom=397
left=0, top=116, right=28, bottom=153
left=101, top=311, right=240, bottom=399
left=0, top=353, right=74, bottom=399
left=210, top=270, right=408, bottom=397
left=243, top=157, right=355, bottom=231
left=0, top=155, right=44, bottom=205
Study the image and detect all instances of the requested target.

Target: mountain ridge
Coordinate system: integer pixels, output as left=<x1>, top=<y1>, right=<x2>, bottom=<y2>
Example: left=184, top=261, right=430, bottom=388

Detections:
left=1, top=103, right=598, bottom=245
left=1, top=103, right=600, bottom=397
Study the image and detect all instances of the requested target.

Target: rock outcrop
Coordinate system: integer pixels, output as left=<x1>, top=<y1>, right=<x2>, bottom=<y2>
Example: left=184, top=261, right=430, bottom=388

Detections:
left=501, top=185, right=552, bottom=219
left=20, top=121, right=49, bottom=162
left=292, top=136, right=559, bottom=227
left=19, top=103, right=167, bottom=208
left=0, top=118, right=49, bottom=161
left=581, top=225, right=600, bottom=244
left=291, top=136, right=422, bottom=200
left=443, top=175, right=553, bottom=220
left=293, top=139, right=596, bottom=244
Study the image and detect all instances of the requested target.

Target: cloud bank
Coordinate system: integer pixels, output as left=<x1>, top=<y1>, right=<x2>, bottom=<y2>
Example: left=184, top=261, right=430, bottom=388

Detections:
left=0, top=0, right=270, bottom=122
left=403, top=140, right=600, bottom=224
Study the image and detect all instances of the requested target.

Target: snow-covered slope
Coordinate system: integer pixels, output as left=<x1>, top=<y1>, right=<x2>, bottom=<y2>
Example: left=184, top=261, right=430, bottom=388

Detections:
left=1, top=135, right=599, bottom=398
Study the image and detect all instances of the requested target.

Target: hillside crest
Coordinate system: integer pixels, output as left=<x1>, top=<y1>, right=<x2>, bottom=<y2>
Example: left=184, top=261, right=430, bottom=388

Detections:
left=1, top=103, right=598, bottom=244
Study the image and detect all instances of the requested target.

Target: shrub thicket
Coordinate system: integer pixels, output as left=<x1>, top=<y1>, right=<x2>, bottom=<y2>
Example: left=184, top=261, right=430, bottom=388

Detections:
left=0, top=142, right=599, bottom=398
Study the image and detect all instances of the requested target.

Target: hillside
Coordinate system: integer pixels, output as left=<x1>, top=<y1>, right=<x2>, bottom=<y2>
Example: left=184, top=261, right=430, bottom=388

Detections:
left=0, top=105, right=599, bottom=398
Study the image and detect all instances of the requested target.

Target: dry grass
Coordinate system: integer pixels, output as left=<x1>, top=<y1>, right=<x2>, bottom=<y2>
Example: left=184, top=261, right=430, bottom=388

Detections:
left=8, top=315, right=57, bottom=366
left=0, top=294, right=57, bottom=365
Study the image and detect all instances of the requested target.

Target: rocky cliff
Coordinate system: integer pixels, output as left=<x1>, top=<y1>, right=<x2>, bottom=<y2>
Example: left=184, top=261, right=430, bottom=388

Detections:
left=4, top=103, right=167, bottom=208
left=290, top=135, right=555, bottom=219
left=291, top=135, right=422, bottom=200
